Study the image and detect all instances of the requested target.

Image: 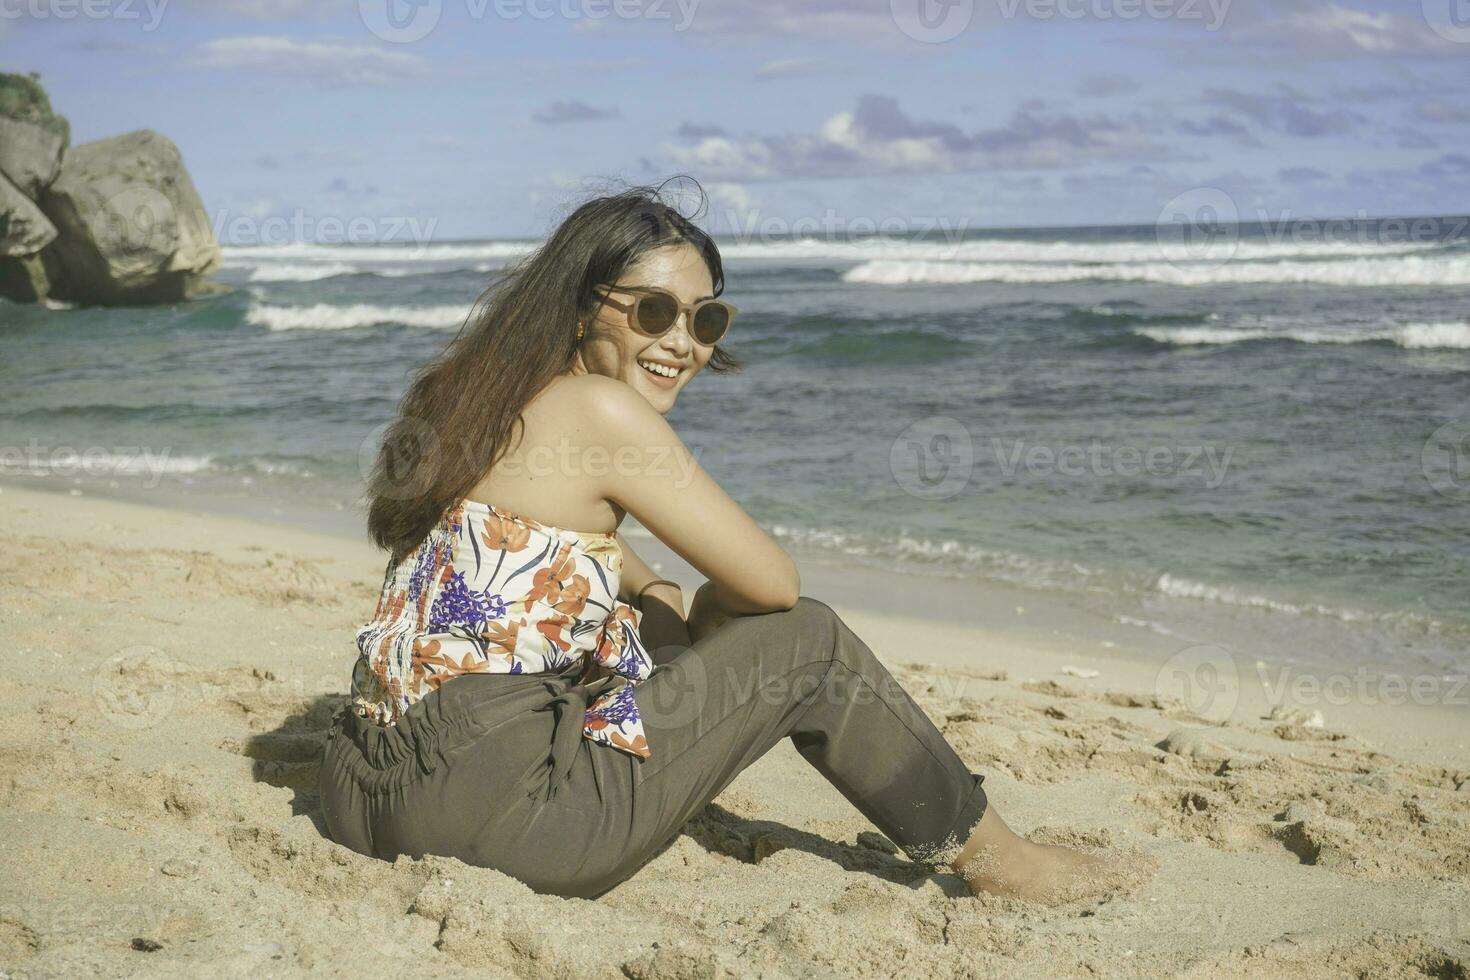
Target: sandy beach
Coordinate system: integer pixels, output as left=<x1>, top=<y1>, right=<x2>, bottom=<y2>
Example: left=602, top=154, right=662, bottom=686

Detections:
left=1, top=480, right=1467, bottom=979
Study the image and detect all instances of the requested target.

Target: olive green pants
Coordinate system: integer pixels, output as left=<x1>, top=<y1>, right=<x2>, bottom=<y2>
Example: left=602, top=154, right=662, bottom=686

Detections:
left=317, top=596, right=988, bottom=898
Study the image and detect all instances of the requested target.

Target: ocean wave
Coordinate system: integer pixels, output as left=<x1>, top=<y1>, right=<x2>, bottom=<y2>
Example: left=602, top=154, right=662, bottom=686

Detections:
left=245, top=302, right=470, bottom=331
left=764, top=522, right=1452, bottom=636
left=221, top=236, right=1452, bottom=272
left=841, top=255, right=1470, bottom=287
left=1136, top=321, right=1470, bottom=349
left=1065, top=305, right=1211, bottom=328
left=246, top=262, right=359, bottom=282
left=231, top=261, right=502, bottom=283
left=1153, top=573, right=1416, bottom=626
left=769, top=523, right=1107, bottom=592
left=223, top=241, right=534, bottom=264
left=1113, top=614, right=1179, bottom=636
left=0, top=453, right=318, bottom=480
left=0, top=451, right=215, bottom=477
left=717, top=236, right=1454, bottom=264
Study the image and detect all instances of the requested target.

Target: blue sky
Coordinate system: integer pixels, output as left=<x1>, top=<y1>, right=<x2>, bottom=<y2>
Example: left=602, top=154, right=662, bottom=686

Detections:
left=4, top=0, right=1467, bottom=239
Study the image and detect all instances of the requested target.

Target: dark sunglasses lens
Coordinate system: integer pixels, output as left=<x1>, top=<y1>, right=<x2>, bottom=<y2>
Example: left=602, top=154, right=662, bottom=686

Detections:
left=693, top=303, right=730, bottom=343
left=635, top=293, right=678, bottom=334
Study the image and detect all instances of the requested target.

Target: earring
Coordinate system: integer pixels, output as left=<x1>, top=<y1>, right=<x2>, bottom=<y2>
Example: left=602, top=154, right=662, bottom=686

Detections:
left=576, top=320, right=586, bottom=341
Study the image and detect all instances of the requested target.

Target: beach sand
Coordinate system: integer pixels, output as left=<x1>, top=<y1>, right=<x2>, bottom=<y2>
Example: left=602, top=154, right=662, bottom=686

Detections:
left=1, top=482, right=1467, bottom=978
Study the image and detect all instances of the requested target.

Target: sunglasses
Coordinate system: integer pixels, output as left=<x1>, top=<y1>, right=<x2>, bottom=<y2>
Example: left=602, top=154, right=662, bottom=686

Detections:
left=593, top=284, right=737, bottom=346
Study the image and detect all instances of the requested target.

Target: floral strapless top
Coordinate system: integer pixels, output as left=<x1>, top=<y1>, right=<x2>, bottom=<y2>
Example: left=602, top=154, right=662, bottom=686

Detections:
left=350, top=498, right=655, bottom=759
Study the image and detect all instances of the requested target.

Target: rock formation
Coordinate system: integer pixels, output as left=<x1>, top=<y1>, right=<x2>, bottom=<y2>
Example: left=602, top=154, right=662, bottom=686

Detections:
left=0, top=72, right=222, bottom=307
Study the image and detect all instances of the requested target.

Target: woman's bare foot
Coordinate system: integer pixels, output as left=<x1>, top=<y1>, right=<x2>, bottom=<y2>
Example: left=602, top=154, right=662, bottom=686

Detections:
left=949, top=805, right=1107, bottom=902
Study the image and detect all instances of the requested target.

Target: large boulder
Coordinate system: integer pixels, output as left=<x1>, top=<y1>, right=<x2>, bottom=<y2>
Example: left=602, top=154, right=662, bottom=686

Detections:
left=0, top=72, right=68, bottom=197
left=0, top=72, right=67, bottom=302
left=0, top=253, right=50, bottom=303
left=39, top=129, right=222, bottom=306
left=0, top=169, right=57, bottom=256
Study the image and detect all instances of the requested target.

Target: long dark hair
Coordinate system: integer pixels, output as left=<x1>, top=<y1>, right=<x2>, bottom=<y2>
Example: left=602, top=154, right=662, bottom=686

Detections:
left=365, top=176, right=740, bottom=562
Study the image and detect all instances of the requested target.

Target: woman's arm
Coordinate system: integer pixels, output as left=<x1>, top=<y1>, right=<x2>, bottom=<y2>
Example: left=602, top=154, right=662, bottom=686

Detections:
left=615, top=531, right=668, bottom=604
left=616, top=532, right=694, bottom=656
left=577, top=375, right=801, bottom=614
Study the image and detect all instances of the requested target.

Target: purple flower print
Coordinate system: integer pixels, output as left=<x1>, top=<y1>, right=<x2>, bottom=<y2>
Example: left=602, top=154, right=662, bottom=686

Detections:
left=429, top=571, right=507, bottom=631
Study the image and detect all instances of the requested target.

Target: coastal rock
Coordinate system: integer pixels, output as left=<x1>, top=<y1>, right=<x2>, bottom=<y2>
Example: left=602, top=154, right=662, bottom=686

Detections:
left=39, top=129, right=221, bottom=306
left=0, top=74, right=68, bottom=197
left=0, top=72, right=67, bottom=303
left=0, top=72, right=222, bottom=307
left=1, top=169, right=57, bottom=256
left=0, top=252, right=50, bottom=303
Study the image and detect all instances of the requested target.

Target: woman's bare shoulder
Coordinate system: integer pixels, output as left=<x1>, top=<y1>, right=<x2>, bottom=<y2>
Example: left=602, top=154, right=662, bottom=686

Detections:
left=531, top=374, right=665, bottom=438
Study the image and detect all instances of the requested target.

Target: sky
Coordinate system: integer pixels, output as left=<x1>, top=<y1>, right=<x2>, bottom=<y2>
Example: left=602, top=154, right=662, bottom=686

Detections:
left=3, top=0, right=1467, bottom=241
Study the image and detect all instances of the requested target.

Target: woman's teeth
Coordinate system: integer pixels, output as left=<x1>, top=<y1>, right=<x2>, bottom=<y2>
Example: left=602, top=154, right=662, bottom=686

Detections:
left=638, top=360, right=680, bottom=379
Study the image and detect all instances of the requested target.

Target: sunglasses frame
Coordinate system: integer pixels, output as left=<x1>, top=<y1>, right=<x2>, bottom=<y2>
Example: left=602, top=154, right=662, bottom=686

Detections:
left=593, top=283, right=737, bottom=345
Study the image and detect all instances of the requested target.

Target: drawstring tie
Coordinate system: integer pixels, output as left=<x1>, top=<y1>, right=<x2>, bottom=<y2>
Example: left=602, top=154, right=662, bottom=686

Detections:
left=537, top=659, right=621, bottom=800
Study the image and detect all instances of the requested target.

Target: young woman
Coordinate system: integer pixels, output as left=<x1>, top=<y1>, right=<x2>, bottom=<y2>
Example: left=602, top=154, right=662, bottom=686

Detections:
left=317, top=180, right=1102, bottom=901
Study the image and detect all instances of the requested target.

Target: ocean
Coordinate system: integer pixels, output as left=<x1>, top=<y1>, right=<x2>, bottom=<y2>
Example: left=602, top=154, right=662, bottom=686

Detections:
left=4, top=218, right=1468, bottom=679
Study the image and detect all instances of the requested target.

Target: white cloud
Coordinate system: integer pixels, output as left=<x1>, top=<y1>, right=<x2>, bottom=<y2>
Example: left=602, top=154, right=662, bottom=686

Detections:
left=184, top=35, right=428, bottom=85
left=665, top=95, right=1173, bottom=181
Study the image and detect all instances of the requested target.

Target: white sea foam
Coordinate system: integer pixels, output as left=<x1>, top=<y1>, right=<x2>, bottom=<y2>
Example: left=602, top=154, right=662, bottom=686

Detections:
left=223, top=241, right=534, bottom=264
left=1137, top=321, right=1470, bottom=349
left=718, top=236, right=1448, bottom=265
left=1154, top=573, right=1382, bottom=623
left=769, top=523, right=1106, bottom=591
left=222, top=236, right=1456, bottom=275
left=1391, top=322, right=1470, bottom=348
left=0, top=451, right=215, bottom=477
left=0, top=453, right=320, bottom=484
left=841, top=255, right=1470, bottom=287
left=1113, top=614, right=1178, bottom=636
left=245, top=302, right=469, bottom=331
left=246, top=262, right=359, bottom=282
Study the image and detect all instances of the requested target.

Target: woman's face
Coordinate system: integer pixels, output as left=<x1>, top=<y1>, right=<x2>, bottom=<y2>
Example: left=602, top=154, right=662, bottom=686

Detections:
left=576, top=243, right=716, bottom=414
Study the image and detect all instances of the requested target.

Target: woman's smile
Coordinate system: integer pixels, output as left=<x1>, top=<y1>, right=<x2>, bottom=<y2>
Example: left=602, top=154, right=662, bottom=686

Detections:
left=635, top=355, right=688, bottom=387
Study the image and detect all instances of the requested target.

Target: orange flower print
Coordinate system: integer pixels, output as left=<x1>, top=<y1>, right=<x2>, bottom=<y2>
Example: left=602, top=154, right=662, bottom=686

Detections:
left=537, top=613, right=574, bottom=654
left=413, top=636, right=493, bottom=692
left=371, top=655, right=395, bottom=704
left=595, top=618, right=625, bottom=664
left=352, top=498, right=655, bottom=761
left=409, top=636, right=437, bottom=694
left=373, top=587, right=407, bottom=622
left=481, top=619, right=520, bottom=657
left=528, top=546, right=590, bottom=616
left=596, top=603, right=639, bottom=661
left=527, top=547, right=573, bottom=600
left=481, top=513, right=531, bottom=552
left=610, top=732, right=649, bottom=758
left=549, top=574, right=590, bottom=616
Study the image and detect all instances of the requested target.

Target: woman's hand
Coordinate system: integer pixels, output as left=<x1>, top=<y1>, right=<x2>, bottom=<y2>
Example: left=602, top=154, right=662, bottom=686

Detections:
left=636, top=582, right=692, bottom=664
left=685, top=580, right=738, bottom=644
